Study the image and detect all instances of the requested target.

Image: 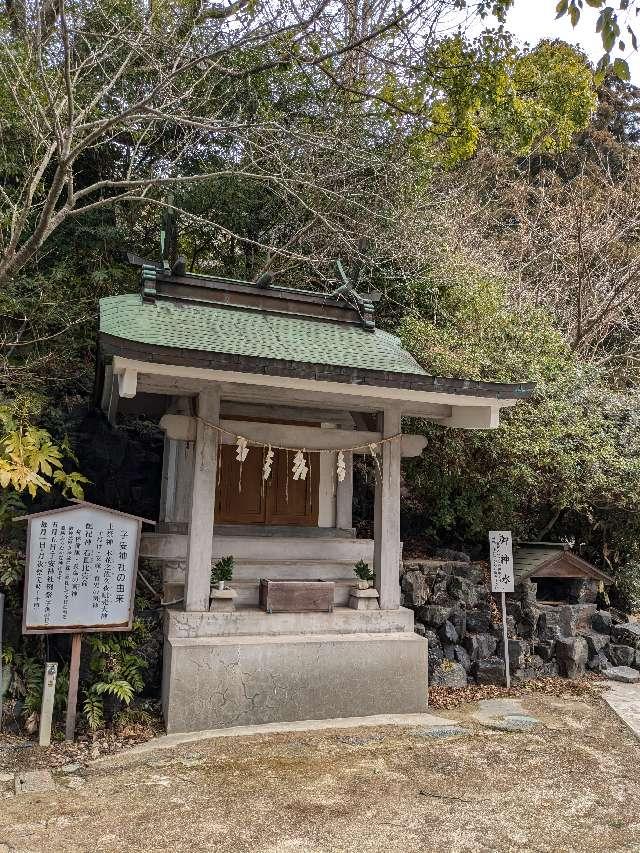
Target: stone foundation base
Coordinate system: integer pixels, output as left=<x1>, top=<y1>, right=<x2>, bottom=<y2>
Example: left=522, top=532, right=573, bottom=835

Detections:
left=162, top=608, right=428, bottom=733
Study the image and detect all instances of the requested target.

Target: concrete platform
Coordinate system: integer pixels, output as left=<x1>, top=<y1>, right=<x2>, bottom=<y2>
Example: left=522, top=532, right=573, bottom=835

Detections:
left=120, top=711, right=453, bottom=756
left=162, top=609, right=428, bottom=733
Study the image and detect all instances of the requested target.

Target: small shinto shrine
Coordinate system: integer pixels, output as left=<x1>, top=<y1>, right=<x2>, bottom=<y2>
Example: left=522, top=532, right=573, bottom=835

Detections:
left=95, top=262, right=532, bottom=733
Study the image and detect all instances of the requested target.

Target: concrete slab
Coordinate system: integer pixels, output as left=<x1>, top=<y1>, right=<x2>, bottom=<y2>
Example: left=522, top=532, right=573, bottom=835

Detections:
left=604, top=665, right=640, bottom=684
left=474, top=698, right=528, bottom=720
left=14, top=770, right=55, bottom=795
left=602, top=680, right=640, bottom=738
left=111, top=712, right=456, bottom=757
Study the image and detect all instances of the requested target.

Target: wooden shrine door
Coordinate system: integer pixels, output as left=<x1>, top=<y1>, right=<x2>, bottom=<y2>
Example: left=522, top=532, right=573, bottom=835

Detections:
left=215, top=445, right=319, bottom=526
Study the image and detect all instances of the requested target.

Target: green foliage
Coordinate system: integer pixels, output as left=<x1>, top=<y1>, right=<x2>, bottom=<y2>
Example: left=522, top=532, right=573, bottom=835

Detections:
left=1, top=647, right=43, bottom=715
left=0, top=401, right=89, bottom=498
left=397, top=259, right=572, bottom=384
left=353, top=560, right=373, bottom=583
left=82, top=630, right=148, bottom=730
left=407, top=35, right=596, bottom=165
left=211, top=555, right=234, bottom=586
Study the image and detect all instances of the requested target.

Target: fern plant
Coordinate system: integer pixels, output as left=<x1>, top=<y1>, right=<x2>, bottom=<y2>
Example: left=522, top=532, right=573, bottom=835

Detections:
left=2, top=646, right=44, bottom=715
left=83, top=631, right=148, bottom=730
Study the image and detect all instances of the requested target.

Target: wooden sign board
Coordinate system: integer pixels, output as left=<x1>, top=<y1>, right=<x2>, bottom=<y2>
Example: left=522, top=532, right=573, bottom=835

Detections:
left=489, top=530, right=515, bottom=593
left=20, top=501, right=152, bottom=635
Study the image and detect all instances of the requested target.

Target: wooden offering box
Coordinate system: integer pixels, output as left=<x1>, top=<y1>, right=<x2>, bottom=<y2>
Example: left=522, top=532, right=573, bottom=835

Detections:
left=259, top=579, right=335, bottom=613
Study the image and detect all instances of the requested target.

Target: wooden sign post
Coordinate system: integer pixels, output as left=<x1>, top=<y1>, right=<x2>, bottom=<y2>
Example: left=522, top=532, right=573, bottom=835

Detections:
left=489, top=531, right=515, bottom=689
left=39, top=662, right=58, bottom=747
left=17, top=501, right=154, bottom=741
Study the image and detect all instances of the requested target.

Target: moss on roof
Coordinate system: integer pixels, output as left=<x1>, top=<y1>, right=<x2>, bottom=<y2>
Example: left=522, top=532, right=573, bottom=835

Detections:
left=100, top=294, right=428, bottom=375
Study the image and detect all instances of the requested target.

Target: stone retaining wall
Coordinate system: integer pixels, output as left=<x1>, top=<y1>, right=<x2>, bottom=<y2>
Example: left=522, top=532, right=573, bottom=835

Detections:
left=401, top=555, right=638, bottom=686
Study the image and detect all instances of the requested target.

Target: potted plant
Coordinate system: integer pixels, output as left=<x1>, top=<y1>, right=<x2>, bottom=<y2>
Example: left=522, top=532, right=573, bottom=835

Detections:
left=211, top=555, right=234, bottom=591
left=353, top=559, right=374, bottom=589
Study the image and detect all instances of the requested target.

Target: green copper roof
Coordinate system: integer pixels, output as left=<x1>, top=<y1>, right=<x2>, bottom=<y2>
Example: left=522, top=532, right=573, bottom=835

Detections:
left=100, top=294, right=428, bottom=375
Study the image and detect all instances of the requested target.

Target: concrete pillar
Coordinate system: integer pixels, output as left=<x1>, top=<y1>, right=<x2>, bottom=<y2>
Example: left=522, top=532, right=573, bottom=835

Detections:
left=335, top=451, right=353, bottom=530
left=373, top=408, right=402, bottom=610
left=184, top=387, right=220, bottom=611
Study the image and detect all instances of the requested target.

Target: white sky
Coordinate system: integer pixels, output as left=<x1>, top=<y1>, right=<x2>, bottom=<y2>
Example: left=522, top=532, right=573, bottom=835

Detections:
left=504, top=0, right=640, bottom=82
left=444, top=0, right=640, bottom=83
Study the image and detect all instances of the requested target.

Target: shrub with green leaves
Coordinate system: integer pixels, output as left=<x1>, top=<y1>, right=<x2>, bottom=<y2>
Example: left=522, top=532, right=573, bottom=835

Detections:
left=83, top=631, right=148, bottom=731
left=211, top=555, right=234, bottom=586
left=354, top=560, right=374, bottom=583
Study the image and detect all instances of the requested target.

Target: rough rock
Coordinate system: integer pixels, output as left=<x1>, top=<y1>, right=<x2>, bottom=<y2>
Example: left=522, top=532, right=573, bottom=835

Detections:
left=555, top=637, right=589, bottom=678
left=534, top=641, right=555, bottom=661
left=608, top=644, right=636, bottom=668
left=417, top=605, right=450, bottom=629
left=431, top=661, right=468, bottom=688
left=438, top=620, right=459, bottom=645
left=592, top=610, right=613, bottom=634
left=414, top=623, right=426, bottom=637
left=434, top=548, right=470, bottom=563
left=401, top=570, right=430, bottom=607
left=60, top=763, right=83, bottom=774
left=453, top=644, right=472, bottom=672
left=447, top=575, right=478, bottom=608
left=497, top=638, right=528, bottom=674
left=611, top=622, right=640, bottom=648
left=14, top=770, right=55, bottom=795
left=474, top=656, right=507, bottom=685
left=583, top=632, right=609, bottom=657
left=466, top=609, right=493, bottom=634
left=588, top=652, right=610, bottom=673
left=604, top=665, right=640, bottom=683
left=464, top=633, right=497, bottom=662
left=443, top=643, right=456, bottom=661
left=449, top=607, right=467, bottom=641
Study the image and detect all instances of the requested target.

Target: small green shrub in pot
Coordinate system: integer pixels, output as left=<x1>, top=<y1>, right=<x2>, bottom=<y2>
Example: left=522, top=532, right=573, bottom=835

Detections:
left=211, top=555, right=234, bottom=590
left=353, top=559, right=374, bottom=587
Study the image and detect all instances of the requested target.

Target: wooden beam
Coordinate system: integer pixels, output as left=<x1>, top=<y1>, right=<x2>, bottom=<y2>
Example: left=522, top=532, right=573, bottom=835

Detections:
left=117, top=367, right=138, bottom=399
left=184, top=387, right=220, bottom=611
left=112, top=356, right=514, bottom=414
left=373, top=408, right=402, bottom=610
left=158, top=415, right=428, bottom=457
left=441, top=405, right=500, bottom=430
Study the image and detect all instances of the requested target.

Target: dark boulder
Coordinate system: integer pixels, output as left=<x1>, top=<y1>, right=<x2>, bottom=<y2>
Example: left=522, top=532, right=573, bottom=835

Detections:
left=608, top=644, right=636, bottom=668
left=417, top=605, right=450, bottom=629
left=431, top=661, right=468, bottom=688
left=464, top=633, right=497, bottom=662
left=401, top=571, right=430, bottom=607
left=453, top=644, right=472, bottom=672
left=534, top=641, right=555, bottom=661
left=611, top=623, right=640, bottom=648
left=474, top=657, right=507, bottom=685
left=466, top=609, right=493, bottom=634
left=591, top=610, right=613, bottom=635
left=555, top=637, right=588, bottom=678
left=588, top=652, right=610, bottom=673
left=438, top=620, right=459, bottom=645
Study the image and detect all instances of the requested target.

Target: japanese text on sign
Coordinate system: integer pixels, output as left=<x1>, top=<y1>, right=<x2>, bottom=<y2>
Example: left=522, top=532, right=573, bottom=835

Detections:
left=489, top=530, right=514, bottom=593
left=24, top=506, right=138, bottom=632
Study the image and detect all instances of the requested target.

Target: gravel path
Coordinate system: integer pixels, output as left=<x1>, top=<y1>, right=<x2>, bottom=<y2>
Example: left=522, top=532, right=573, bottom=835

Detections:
left=1, top=689, right=640, bottom=853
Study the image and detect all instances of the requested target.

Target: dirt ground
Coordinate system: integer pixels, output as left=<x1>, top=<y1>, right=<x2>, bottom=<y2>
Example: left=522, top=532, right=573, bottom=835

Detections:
left=2, top=689, right=640, bottom=853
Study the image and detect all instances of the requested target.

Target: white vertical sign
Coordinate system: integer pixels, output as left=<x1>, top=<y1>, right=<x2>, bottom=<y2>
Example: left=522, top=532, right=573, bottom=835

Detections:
left=489, top=531, right=515, bottom=593
left=489, top=530, right=514, bottom=689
